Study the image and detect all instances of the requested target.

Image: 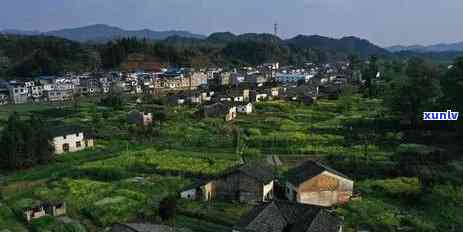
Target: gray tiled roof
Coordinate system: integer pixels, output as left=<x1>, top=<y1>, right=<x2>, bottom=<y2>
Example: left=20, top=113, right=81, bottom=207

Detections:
left=235, top=201, right=342, bottom=232
left=111, top=223, right=192, bottom=232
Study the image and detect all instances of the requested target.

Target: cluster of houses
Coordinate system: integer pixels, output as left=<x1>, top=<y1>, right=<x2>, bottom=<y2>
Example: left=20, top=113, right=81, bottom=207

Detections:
left=179, top=160, right=354, bottom=232
left=2, top=61, right=359, bottom=232
left=104, top=160, right=353, bottom=232
left=0, top=68, right=208, bottom=105
left=0, top=61, right=353, bottom=106
left=161, top=62, right=352, bottom=122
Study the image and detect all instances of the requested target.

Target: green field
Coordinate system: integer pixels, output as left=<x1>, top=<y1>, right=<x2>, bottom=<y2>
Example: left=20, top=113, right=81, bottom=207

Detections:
left=0, top=96, right=461, bottom=232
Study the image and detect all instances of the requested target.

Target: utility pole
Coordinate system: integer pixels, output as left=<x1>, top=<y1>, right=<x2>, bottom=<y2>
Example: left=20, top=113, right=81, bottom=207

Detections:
left=274, top=23, right=278, bottom=37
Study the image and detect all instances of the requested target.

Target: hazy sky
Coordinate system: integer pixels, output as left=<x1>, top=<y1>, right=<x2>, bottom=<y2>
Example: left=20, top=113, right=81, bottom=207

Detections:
left=1, top=0, right=462, bottom=47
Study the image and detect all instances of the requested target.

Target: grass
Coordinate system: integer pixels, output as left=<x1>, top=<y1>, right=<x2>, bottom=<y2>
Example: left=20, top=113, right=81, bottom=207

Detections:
left=2, top=95, right=457, bottom=231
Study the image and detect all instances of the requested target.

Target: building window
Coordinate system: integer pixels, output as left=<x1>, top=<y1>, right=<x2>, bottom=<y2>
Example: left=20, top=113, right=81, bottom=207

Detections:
left=63, top=135, right=67, bottom=139
left=76, top=141, right=81, bottom=148
left=76, top=133, right=80, bottom=137
left=63, top=143, right=70, bottom=152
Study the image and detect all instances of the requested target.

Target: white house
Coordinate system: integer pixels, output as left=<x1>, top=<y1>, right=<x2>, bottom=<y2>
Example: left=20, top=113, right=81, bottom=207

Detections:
left=51, top=127, right=95, bottom=155
left=237, top=102, right=253, bottom=114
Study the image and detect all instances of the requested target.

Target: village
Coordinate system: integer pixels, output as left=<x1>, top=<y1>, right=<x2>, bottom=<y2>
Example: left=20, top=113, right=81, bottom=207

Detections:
left=0, top=58, right=372, bottom=232
left=2, top=0, right=463, bottom=230
left=0, top=58, right=353, bottom=107
left=1, top=52, right=460, bottom=232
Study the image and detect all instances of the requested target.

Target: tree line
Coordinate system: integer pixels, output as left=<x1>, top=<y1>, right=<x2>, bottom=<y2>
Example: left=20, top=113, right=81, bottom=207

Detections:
left=0, top=113, right=54, bottom=170
left=1, top=34, right=390, bottom=78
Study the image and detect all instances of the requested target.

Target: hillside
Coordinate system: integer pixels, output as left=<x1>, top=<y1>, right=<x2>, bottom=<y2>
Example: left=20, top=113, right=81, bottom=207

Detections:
left=1, top=32, right=390, bottom=76
left=0, top=35, right=96, bottom=77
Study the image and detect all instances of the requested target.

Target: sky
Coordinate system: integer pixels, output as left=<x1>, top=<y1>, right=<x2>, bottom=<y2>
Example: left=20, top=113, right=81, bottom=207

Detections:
left=1, top=0, right=462, bottom=47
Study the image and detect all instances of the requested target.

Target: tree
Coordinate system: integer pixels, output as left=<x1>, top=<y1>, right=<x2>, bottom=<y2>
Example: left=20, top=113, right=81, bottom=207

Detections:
left=348, top=54, right=362, bottom=83
left=100, top=83, right=126, bottom=110
left=0, top=113, right=54, bottom=170
left=363, top=56, right=378, bottom=97
left=0, top=113, right=22, bottom=169
left=152, top=108, right=167, bottom=130
left=393, top=144, right=445, bottom=191
left=72, top=92, right=82, bottom=111
left=384, top=58, right=442, bottom=129
left=159, top=195, right=177, bottom=223
left=338, top=84, right=357, bottom=113
left=29, top=116, right=54, bottom=164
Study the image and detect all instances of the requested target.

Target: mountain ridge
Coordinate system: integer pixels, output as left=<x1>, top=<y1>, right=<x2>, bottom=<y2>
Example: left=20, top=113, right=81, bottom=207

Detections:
left=0, top=24, right=206, bottom=42
left=386, top=42, right=463, bottom=53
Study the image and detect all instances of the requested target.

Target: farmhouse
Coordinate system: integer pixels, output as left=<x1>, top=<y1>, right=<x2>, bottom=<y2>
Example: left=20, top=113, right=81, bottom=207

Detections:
left=23, top=204, right=46, bottom=223
left=23, top=201, right=66, bottom=223
left=43, top=201, right=66, bottom=217
left=233, top=201, right=343, bottom=232
left=237, top=102, right=253, bottom=114
left=128, top=111, right=154, bottom=126
left=285, top=161, right=353, bottom=207
left=180, top=164, right=275, bottom=203
left=180, top=180, right=215, bottom=201
left=51, top=126, right=95, bottom=154
left=198, top=102, right=237, bottom=121
left=110, top=223, right=192, bottom=232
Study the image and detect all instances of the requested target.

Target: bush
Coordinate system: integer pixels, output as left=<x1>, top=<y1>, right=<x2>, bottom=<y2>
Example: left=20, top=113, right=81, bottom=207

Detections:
left=159, top=195, right=177, bottom=222
left=242, top=148, right=261, bottom=159
left=30, top=216, right=87, bottom=232
left=84, top=195, right=141, bottom=227
left=339, top=199, right=400, bottom=232
left=359, top=177, right=421, bottom=199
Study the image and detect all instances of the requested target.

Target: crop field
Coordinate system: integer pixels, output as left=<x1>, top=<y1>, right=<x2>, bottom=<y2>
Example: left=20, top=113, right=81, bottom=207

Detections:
left=1, top=95, right=460, bottom=232
left=80, top=149, right=240, bottom=177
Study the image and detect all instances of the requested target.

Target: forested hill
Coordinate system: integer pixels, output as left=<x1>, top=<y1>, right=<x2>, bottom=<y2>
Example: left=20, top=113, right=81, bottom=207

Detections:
left=0, top=35, right=99, bottom=78
left=0, top=33, right=390, bottom=77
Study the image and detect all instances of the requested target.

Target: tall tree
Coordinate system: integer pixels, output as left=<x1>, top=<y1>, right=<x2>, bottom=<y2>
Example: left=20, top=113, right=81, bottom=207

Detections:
left=363, top=56, right=378, bottom=97
left=29, top=116, right=54, bottom=164
left=384, top=58, right=442, bottom=129
left=0, top=113, right=22, bottom=169
left=0, top=113, right=54, bottom=170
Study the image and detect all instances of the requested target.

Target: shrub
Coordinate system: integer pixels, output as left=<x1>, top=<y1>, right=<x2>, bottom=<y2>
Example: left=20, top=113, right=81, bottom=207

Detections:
left=242, top=148, right=261, bottom=159
left=84, top=196, right=141, bottom=227
left=30, top=216, right=87, bottom=232
left=339, top=199, right=400, bottom=232
left=77, top=167, right=131, bottom=181
left=159, top=195, right=177, bottom=222
left=359, top=177, right=421, bottom=199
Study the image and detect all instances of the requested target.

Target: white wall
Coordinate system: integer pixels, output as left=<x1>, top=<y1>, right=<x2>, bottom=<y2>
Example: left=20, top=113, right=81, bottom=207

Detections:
left=53, top=132, right=92, bottom=154
left=263, top=181, right=274, bottom=201
left=180, top=189, right=196, bottom=200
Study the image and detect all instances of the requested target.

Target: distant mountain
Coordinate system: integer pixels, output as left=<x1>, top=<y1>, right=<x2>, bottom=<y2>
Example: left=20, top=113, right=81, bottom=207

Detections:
left=1, top=24, right=206, bottom=42
left=0, top=29, right=41, bottom=36
left=387, top=42, right=463, bottom=53
left=285, top=35, right=389, bottom=58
